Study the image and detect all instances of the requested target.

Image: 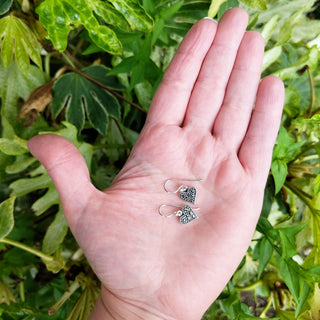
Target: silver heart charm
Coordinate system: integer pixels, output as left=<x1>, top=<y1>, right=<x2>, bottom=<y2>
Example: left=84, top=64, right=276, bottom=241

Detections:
left=179, top=187, right=197, bottom=204
left=179, top=205, right=198, bottom=224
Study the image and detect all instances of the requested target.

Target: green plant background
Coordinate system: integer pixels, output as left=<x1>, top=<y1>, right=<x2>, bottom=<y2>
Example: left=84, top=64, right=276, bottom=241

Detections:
left=0, top=0, right=320, bottom=319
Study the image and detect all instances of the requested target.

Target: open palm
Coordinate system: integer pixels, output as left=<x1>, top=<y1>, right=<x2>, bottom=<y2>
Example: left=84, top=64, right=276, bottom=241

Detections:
left=28, top=8, right=284, bottom=320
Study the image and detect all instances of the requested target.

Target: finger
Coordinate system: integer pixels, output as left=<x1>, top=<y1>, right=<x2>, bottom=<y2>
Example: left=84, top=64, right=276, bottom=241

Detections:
left=146, top=18, right=217, bottom=126
left=183, top=8, right=249, bottom=131
left=213, top=31, right=265, bottom=150
left=239, top=76, right=285, bottom=183
left=27, top=134, right=95, bottom=228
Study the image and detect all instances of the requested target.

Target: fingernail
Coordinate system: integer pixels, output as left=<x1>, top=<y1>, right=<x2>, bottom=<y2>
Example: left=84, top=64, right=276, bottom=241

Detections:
left=203, top=17, right=218, bottom=23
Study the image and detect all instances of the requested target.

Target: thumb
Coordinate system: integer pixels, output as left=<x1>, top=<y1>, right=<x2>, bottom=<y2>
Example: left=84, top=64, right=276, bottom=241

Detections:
left=27, top=134, right=95, bottom=228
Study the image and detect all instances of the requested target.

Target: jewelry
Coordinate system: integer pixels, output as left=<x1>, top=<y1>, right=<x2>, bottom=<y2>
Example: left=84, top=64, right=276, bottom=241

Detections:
left=158, top=204, right=199, bottom=224
left=163, top=178, right=202, bottom=204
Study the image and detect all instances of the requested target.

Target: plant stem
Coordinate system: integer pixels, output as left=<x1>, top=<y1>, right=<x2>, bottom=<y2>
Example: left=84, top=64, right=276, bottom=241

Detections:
left=0, top=238, right=54, bottom=262
left=307, top=66, right=316, bottom=117
left=237, top=280, right=263, bottom=291
left=259, top=291, right=274, bottom=318
left=64, top=66, right=147, bottom=113
left=61, top=52, right=76, bottom=69
left=19, top=281, right=25, bottom=302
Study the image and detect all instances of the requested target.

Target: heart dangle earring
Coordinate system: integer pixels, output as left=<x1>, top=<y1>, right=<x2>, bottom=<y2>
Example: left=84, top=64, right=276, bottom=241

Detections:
left=164, top=178, right=202, bottom=204
left=158, top=204, right=199, bottom=224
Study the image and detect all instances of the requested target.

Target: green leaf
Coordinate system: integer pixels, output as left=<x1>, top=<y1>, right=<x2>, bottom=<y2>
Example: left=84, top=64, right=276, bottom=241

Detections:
left=66, top=276, right=100, bottom=320
left=279, top=258, right=300, bottom=303
left=278, top=223, right=308, bottom=258
left=32, top=186, right=60, bottom=216
left=0, top=61, right=47, bottom=137
left=272, top=126, right=304, bottom=161
left=10, top=171, right=53, bottom=198
left=295, top=281, right=311, bottom=317
left=0, top=197, right=15, bottom=239
left=5, top=157, right=37, bottom=175
left=240, top=0, right=267, bottom=11
left=261, top=15, right=279, bottom=45
left=10, top=123, right=93, bottom=217
left=142, top=0, right=155, bottom=15
left=276, top=8, right=305, bottom=46
left=0, top=136, right=28, bottom=156
left=272, top=46, right=319, bottom=81
left=271, top=159, right=287, bottom=194
left=0, top=0, right=13, bottom=15
left=208, top=0, right=227, bottom=18
left=232, top=254, right=258, bottom=286
left=42, top=207, right=68, bottom=255
left=36, top=0, right=153, bottom=54
left=256, top=216, right=279, bottom=241
left=159, top=1, right=184, bottom=20
left=314, top=174, right=320, bottom=195
left=0, top=15, right=42, bottom=74
left=217, top=0, right=239, bottom=20
left=283, top=87, right=301, bottom=118
left=262, top=46, right=282, bottom=73
left=36, top=0, right=123, bottom=54
left=257, top=237, right=273, bottom=278
left=108, top=0, right=154, bottom=32
left=94, top=1, right=131, bottom=32
left=51, top=66, right=121, bottom=135
left=292, top=17, right=320, bottom=43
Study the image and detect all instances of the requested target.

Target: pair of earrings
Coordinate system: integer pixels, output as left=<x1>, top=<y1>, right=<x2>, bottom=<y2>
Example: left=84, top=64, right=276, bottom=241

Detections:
left=159, top=178, right=202, bottom=225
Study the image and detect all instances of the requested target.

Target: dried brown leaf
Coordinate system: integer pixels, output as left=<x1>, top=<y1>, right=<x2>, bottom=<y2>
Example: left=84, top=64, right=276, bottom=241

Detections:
left=19, top=80, right=53, bottom=126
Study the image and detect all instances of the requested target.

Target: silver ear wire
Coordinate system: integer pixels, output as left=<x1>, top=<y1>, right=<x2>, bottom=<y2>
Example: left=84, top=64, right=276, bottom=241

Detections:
left=158, top=204, right=199, bottom=224
left=164, top=178, right=202, bottom=204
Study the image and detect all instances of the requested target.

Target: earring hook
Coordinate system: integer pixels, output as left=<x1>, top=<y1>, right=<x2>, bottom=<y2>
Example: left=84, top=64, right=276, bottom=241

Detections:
left=158, top=204, right=199, bottom=218
left=163, top=178, right=203, bottom=193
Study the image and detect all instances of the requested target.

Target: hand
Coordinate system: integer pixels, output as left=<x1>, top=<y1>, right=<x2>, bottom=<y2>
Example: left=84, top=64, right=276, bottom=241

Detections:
left=28, top=8, right=284, bottom=320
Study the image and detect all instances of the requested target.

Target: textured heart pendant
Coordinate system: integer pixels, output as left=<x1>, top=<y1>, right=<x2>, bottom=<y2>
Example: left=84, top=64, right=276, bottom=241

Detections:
left=179, top=205, right=198, bottom=224
left=179, top=187, right=197, bottom=204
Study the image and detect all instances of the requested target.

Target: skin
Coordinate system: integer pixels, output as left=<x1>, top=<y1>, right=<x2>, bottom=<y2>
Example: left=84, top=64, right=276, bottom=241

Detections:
left=28, top=8, right=285, bottom=320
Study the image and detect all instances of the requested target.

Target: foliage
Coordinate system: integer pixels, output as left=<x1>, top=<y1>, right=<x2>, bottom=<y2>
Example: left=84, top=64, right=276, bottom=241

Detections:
left=0, top=0, right=320, bottom=319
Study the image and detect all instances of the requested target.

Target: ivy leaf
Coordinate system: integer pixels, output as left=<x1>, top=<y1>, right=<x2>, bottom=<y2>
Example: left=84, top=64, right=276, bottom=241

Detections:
left=0, top=15, right=42, bottom=75
left=36, top=0, right=123, bottom=53
left=93, top=1, right=131, bottom=32
left=36, top=0, right=153, bottom=54
left=51, top=66, right=121, bottom=135
left=108, top=0, right=153, bottom=32
left=0, top=197, right=15, bottom=239
left=0, top=0, right=13, bottom=15
left=273, top=46, right=319, bottom=81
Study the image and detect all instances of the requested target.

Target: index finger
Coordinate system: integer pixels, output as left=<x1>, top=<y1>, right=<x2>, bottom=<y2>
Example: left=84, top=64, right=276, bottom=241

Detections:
left=146, top=18, right=217, bottom=126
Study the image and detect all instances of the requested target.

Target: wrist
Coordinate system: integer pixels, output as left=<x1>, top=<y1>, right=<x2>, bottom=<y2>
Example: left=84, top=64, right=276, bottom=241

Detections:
left=89, top=286, right=176, bottom=320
